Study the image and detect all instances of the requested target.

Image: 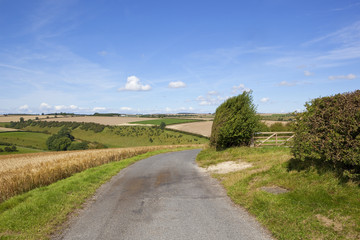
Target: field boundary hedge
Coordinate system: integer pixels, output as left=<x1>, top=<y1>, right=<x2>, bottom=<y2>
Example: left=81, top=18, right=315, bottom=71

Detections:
left=291, top=90, right=360, bottom=180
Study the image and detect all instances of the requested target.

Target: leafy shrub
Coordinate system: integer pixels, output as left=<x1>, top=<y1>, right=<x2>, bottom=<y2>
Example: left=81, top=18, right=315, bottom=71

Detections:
left=292, top=90, right=360, bottom=180
left=46, top=127, right=74, bottom=151
left=210, top=91, right=260, bottom=150
left=4, top=145, right=17, bottom=152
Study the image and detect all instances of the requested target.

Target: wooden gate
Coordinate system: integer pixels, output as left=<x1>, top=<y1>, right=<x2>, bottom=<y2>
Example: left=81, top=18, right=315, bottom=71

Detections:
left=252, top=132, right=294, bottom=147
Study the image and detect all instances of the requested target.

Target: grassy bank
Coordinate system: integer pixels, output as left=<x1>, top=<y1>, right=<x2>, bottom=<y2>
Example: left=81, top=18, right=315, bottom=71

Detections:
left=197, top=147, right=360, bottom=240
left=0, top=146, right=199, bottom=239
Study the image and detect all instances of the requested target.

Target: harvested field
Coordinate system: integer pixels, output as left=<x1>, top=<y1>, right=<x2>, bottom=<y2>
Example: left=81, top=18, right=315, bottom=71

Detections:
left=167, top=121, right=213, bottom=137
left=0, top=144, right=203, bottom=202
left=0, top=115, right=60, bottom=122
left=41, top=116, right=157, bottom=125
left=0, top=127, right=20, bottom=132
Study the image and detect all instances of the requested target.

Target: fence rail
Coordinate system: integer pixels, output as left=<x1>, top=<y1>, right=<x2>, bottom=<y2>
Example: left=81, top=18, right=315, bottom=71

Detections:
left=252, top=132, right=294, bottom=147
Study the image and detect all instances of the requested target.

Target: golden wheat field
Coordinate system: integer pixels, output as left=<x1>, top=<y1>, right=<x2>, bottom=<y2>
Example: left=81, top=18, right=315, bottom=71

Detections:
left=0, top=145, right=203, bottom=202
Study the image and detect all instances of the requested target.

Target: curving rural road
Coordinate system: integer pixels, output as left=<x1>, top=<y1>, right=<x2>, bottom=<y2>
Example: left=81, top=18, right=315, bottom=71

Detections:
left=55, top=149, right=272, bottom=240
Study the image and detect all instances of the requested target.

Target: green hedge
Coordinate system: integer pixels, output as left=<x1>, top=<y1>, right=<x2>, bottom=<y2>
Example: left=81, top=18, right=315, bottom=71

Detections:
left=292, top=90, right=360, bottom=179
left=210, top=91, right=259, bottom=150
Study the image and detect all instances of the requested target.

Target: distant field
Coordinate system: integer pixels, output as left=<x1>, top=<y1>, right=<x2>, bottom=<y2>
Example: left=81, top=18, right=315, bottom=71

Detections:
left=130, top=118, right=201, bottom=125
left=167, top=121, right=213, bottom=137
left=0, top=132, right=49, bottom=150
left=2, top=123, right=208, bottom=152
left=0, top=145, right=44, bottom=155
left=41, top=116, right=156, bottom=125
left=0, top=115, right=59, bottom=122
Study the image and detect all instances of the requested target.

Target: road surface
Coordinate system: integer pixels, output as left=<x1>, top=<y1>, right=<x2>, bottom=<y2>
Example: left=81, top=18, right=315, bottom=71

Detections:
left=55, top=149, right=272, bottom=240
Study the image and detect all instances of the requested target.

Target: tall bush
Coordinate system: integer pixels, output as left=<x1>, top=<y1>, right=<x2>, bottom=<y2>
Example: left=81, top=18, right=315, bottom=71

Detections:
left=292, top=90, right=360, bottom=179
left=210, top=91, right=259, bottom=150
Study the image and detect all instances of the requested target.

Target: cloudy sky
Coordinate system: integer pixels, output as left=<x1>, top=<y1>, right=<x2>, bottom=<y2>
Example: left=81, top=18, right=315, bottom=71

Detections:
left=1, top=0, right=359, bottom=114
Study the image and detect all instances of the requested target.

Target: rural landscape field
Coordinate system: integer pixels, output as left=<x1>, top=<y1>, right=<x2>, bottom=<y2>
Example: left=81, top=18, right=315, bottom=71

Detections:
left=1, top=1, right=359, bottom=239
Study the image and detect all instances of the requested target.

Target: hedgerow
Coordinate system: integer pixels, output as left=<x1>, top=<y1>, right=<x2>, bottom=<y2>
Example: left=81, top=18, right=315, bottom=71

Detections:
left=291, top=90, right=360, bottom=180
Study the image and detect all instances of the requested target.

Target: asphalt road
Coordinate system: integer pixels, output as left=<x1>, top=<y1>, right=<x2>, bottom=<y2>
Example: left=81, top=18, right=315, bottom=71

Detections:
left=55, top=149, right=272, bottom=240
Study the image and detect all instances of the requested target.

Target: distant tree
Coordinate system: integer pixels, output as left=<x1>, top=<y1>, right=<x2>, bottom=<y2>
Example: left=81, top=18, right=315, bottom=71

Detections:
left=210, top=91, right=260, bottom=150
left=19, top=117, right=24, bottom=123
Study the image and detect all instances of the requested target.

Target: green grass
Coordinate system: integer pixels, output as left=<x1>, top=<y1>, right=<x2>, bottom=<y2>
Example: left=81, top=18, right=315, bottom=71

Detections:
left=0, top=145, right=44, bottom=155
left=0, top=146, right=197, bottom=239
left=129, top=118, right=201, bottom=125
left=20, top=125, right=208, bottom=148
left=0, top=122, right=9, bottom=127
left=0, top=132, right=50, bottom=150
left=197, top=147, right=360, bottom=240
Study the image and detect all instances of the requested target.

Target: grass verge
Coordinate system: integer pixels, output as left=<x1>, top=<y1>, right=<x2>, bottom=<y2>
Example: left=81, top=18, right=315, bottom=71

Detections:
left=197, top=147, right=360, bottom=240
left=0, top=146, right=199, bottom=239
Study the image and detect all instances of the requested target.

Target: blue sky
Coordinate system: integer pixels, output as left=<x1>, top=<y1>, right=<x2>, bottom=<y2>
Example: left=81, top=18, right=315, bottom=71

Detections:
left=0, top=0, right=359, bottom=114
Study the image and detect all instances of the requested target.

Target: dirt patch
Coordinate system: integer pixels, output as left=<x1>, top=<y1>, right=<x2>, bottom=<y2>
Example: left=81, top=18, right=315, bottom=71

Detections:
left=261, top=186, right=289, bottom=194
left=204, top=161, right=252, bottom=174
left=315, top=214, right=343, bottom=232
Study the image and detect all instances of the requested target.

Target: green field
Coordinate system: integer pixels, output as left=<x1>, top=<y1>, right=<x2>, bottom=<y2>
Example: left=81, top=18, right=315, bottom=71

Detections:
left=0, top=132, right=49, bottom=150
left=129, top=118, right=201, bottom=125
left=197, top=147, right=360, bottom=240
left=0, top=145, right=44, bottom=155
left=0, top=124, right=208, bottom=153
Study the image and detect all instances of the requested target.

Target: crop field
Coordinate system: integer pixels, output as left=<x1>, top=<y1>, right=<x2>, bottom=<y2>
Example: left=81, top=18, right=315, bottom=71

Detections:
left=41, top=116, right=157, bottom=125
left=129, top=118, right=201, bottom=125
left=0, top=145, right=203, bottom=203
left=167, top=121, right=213, bottom=137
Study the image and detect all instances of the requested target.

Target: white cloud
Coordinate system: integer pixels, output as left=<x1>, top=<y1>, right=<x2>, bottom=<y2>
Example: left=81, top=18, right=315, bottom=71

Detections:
left=120, top=107, right=132, bottom=111
left=54, top=105, right=79, bottom=111
left=260, top=97, right=270, bottom=103
left=328, top=74, right=356, bottom=80
left=118, top=76, right=151, bottom=91
left=196, top=94, right=228, bottom=106
left=304, top=70, right=314, bottom=76
left=19, top=104, right=29, bottom=110
left=40, top=102, right=52, bottom=110
left=93, top=107, right=106, bottom=112
left=279, top=81, right=297, bottom=86
left=168, top=81, right=186, bottom=88
left=232, top=84, right=251, bottom=94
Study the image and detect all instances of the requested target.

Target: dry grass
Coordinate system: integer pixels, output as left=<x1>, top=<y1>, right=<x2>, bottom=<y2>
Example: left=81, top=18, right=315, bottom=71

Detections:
left=0, top=144, right=203, bottom=202
left=167, top=121, right=213, bottom=137
left=41, top=116, right=157, bottom=125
